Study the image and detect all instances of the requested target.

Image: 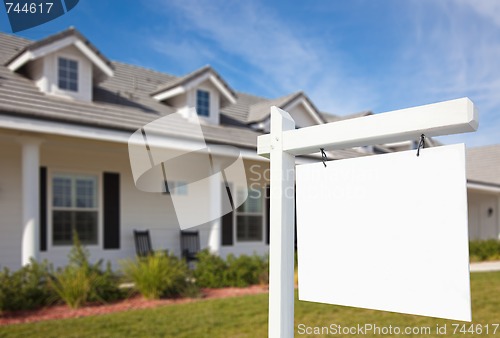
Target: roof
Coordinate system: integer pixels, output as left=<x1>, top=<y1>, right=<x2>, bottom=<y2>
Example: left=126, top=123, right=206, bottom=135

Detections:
left=151, top=65, right=237, bottom=102
left=467, top=144, right=500, bottom=186
left=221, top=91, right=266, bottom=125
left=0, top=30, right=364, bottom=160
left=247, top=91, right=324, bottom=124
left=248, top=92, right=301, bottom=123
left=5, top=27, right=114, bottom=73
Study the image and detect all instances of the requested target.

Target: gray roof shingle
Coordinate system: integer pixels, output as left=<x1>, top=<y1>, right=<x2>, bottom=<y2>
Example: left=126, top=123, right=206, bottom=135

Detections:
left=467, top=144, right=500, bottom=186
left=247, top=91, right=325, bottom=123
left=151, top=65, right=237, bottom=100
left=4, top=27, right=113, bottom=71
left=247, top=92, right=301, bottom=123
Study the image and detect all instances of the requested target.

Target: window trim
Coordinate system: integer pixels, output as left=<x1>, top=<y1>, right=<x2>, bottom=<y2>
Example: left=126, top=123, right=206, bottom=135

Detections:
left=48, top=168, right=102, bottom=249
left=234, top=186, right=266, bottom=244
left=196, top=89, right=211, bottom=117
left=57, top=56, right=79, bottom=92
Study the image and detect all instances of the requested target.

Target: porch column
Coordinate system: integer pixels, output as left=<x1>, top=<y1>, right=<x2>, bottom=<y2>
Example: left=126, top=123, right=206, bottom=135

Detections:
left=208, top=162, right=222, bottom=255
left=20, top=137, right=42, bottom=266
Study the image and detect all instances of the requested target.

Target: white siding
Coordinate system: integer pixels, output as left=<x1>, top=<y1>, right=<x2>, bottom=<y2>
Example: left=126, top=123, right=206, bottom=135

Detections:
left=468, top=191, right=500, bottom=240
left=0, top=140, right=22, bottom=270
left=285, top=100, right=317, bottom=128
left=28, top=45, right=93, bottom=102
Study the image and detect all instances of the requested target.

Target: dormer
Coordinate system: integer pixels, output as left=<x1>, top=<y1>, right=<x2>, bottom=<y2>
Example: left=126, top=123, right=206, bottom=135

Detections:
left=152, top=66, right=237, bottom=125
left=248, top=91, right=325, bottom=131
left=5, top=28, right=114, bottom=102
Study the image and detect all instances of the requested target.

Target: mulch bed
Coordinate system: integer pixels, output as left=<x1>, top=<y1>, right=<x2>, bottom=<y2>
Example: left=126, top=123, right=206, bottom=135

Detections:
left=0, top=285, right=268, bottom=325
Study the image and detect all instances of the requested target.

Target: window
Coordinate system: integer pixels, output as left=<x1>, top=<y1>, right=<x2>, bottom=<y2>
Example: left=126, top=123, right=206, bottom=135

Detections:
left=58, top=57, right=78, bottom=92
left=52, top=173, right=98, bottom=245
left=236, top=188, right=264, bottom=242
left=196, top=89, right=210, bottom=117
left=162, top=180, right=188, bottom=195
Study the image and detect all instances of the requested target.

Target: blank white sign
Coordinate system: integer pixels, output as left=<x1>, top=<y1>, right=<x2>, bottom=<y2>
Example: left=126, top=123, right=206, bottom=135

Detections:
left=296, top=144, right=471, bottom=321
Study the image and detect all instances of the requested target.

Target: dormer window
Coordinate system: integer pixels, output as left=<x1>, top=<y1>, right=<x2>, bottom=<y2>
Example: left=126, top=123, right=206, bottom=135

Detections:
left=152, top=66, right=237, bottom=125
left=5, top=28, right=114, bottom=102
left=196, top=89, right=210, bottom=117
left=58, top=57, right=78, bottom=92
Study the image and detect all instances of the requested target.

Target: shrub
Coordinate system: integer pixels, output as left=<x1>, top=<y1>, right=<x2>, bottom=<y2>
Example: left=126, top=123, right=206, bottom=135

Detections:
left=50, top=232, right=124, bottom=308
left=0, top=233, right=123, bottom=312
left=92, top=261, right=125, bottom=303
left=469, top=240, right=500, bottom=261
left=225, top=254, right=268, bottom=287
left=194, top=250, right=269, bottom=288
left=0, top=259, right=54, bottom=312
left=121, top=252, right=188, bottom=299
left=180, top=277, right=202, bottom=299
left=193, top=250, right=228, bottom=288
left=50, top=266, right=95, bottom=309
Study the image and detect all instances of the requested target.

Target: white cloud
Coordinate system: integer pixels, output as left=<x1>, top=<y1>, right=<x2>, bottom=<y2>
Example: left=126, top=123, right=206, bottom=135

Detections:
left=458, top=0, right=500, bottom=27
left=388, top=0, right=500, bottom=146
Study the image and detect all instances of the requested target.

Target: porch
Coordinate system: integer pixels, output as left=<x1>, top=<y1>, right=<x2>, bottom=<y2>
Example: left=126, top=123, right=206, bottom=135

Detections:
left=0, top=128, right=270, bottom=270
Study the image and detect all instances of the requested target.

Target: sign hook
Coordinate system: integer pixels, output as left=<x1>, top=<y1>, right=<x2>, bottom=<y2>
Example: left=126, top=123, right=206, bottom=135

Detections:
left=320, top=148, right=328, bottom=167
left=416, top=134, right=426, bottom=157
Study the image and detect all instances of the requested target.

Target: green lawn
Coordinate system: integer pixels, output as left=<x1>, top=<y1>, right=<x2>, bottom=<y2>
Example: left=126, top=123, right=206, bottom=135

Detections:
left=1, top=272, right=499, bottom=338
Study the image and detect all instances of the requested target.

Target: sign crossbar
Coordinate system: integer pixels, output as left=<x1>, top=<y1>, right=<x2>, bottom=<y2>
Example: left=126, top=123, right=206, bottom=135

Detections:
left=258, top=97, right=477, bottom=157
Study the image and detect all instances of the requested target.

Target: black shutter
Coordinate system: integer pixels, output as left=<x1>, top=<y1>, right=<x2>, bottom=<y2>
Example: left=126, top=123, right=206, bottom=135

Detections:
left=40, top=167, right=47, bottom=252
left=265, top=185, right=270, bottom=245
left=221, top=212, right=233, bottom=246
left=103, top=172, right=120, bottom=249
left=221, top=185, right=234, bottom=246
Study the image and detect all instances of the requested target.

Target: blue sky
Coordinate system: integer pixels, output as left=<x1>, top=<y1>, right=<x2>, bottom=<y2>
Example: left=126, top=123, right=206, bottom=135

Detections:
left=1, top=0, right=499, bottom=147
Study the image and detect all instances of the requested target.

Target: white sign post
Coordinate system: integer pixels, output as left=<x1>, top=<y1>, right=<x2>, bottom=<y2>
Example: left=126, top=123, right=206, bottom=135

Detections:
left=257, top=97, right=478, bottom=338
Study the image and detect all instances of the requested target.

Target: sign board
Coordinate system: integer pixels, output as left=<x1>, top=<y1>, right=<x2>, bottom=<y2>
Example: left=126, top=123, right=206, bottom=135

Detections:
left=296, top=144, right=471, bottom=321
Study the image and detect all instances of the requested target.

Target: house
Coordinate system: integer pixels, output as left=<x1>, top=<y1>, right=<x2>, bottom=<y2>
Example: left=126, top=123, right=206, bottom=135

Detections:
left=466, top=145, right=500, bottom=240
left=0, top=28, right=497, bottom=271
left=0, top=28, right=365, bottom=270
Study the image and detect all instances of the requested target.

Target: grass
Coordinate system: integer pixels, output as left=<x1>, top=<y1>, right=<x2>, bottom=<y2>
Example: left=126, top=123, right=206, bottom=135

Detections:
left=1, top=272, right=499, bottom=338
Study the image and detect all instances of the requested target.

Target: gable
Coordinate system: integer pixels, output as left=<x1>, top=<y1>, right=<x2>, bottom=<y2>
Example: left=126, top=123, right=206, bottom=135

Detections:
left=5, top=28, right=113, bottom=82
left=284, top=97, right=322, bottom=128
left=152, top=66, right=236, bottom=107
left=248, top=92, right=324, bottom=131
left=32, top=44, right=94, bottom=101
